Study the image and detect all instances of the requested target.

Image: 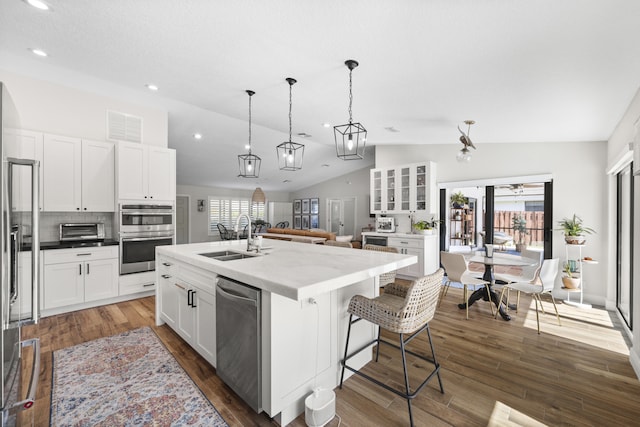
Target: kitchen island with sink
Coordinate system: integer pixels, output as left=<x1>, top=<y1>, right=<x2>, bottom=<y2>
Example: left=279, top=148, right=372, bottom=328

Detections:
left=155, top=239, right=416, bottom=425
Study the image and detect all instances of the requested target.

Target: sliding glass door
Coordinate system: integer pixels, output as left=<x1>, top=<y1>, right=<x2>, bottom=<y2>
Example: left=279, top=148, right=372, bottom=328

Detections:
left=616, top=163, right=633, bottom=329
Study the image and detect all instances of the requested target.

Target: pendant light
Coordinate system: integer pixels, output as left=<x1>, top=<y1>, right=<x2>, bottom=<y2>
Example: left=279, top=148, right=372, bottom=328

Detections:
left=251, top=187, right=266, bottom=204
left=276, top=77, right=304, bottom=170
left=456, top=120, right=476, bottom=163
left=238, top=90, right=261, bottom=178
left=334, top=59, right=367, bottom=160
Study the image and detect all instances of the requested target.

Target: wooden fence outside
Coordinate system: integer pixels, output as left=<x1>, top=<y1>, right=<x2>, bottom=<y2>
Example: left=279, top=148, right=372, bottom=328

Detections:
left=494, top=210, right=544, bottom=246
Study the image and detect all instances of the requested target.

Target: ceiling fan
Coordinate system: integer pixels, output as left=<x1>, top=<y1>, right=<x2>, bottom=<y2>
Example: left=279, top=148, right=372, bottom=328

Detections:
left=456, top=120, right=476, bottom=162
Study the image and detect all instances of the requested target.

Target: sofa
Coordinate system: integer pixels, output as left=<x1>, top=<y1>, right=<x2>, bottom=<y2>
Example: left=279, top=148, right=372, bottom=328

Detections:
left=264, top=228, right=336, bottom=241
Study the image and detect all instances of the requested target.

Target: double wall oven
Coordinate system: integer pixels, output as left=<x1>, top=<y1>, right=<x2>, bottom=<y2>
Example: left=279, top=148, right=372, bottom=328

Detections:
left=119, top=204, right=174, bottom=275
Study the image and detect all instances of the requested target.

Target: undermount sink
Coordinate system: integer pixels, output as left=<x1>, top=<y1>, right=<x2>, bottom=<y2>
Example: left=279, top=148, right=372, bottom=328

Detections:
left=199, top=250, right=259, bottom=261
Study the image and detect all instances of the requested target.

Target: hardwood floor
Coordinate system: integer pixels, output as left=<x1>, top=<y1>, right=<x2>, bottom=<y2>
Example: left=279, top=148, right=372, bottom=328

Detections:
left=19, top=287, right=640, bottom=426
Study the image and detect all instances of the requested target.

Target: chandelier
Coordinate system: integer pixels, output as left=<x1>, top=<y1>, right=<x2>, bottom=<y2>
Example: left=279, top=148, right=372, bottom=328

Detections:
left=456, top=119, right=476, bottom=163
left=334, top=59, right=367, bottom=160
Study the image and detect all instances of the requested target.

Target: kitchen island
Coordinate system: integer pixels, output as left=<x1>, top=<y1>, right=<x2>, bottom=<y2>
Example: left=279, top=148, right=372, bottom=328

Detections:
left=155, top=239, right=416, bottom=425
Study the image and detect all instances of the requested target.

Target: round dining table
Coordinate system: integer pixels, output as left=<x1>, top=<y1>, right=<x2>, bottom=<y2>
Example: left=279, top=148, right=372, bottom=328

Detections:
left=459, top=253, right=538, bottom=321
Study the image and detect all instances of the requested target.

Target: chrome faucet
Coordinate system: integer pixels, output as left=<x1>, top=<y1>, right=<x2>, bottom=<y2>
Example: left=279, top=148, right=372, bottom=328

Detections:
left=234, top=213, right=257, bottom=252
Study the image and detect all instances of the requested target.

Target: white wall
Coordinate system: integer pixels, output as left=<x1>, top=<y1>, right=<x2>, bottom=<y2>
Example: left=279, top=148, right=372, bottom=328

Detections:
left=376, top=141, right=608, bottom=305
left=290, top=167, right=373, bottom=240
left=606, top=85, right=640, bottom=378
left=0, top=68, right=168, bottom=146
left=177, top=184, right=290, bottom=243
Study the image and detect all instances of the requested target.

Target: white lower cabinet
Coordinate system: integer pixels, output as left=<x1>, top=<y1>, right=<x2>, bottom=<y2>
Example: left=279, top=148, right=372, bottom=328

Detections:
left=43, top=247, right=118, bottom=310
left=383, top=234, right=440, bottom=278
left=157, top=256, right=216, bottom=366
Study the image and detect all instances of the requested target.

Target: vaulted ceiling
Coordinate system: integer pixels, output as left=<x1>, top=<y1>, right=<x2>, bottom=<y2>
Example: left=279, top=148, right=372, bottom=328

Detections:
left=2, top=1, right=640, bottom=191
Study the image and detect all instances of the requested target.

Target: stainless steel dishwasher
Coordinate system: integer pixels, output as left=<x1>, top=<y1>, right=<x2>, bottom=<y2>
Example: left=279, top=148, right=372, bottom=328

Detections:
left=216, top=276, right=262, bottom=413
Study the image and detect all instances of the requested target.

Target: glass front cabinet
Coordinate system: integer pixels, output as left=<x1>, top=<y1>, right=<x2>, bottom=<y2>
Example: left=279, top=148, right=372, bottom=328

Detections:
left=370, top=161, right=437, bottom=214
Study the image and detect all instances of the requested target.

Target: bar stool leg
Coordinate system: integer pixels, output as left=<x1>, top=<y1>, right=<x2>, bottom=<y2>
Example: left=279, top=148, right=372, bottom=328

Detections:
left=426, top=324, right=444, bottom=393
left=339, top=314, right=354, bottom=389
left=399, top=333, right=414, bottom=427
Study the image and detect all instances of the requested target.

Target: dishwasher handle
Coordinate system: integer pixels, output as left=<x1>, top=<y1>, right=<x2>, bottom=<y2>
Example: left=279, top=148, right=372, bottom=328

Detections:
left=216, top=285, right=258, bottom=307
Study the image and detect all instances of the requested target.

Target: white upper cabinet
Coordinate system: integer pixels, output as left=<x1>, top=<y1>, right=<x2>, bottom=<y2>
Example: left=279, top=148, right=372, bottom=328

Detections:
left=116, top=141, right=176, bottom=202
left=43, top=134, right=115, bottom=212
left=43, top=134, right=82, bottom=212
left=370, top=162, right=437, bottom=214
left=81, top=139, right=115, bottom=212
left=2, top=129, right=44, bottom=211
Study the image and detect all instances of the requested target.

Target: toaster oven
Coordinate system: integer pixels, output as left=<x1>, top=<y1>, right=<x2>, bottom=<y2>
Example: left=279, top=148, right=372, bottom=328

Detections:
left=376, top=217, right=395, bottom=233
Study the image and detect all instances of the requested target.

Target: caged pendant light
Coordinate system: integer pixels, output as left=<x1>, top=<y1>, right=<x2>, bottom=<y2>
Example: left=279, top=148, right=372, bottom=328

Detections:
left=238, top=90, right=261, bottom=178
left=334, top=59, right=367, bottom=160
left=276, top=77, right=304, bottom=171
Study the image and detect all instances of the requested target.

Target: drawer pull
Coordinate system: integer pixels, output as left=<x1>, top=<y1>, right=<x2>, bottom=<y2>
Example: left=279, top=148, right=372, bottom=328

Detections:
left=161, top=274, right=171, bottom=279
left=76, top=253, right=92, bottom=256
left=143, top=283, right=155, bottom=288
left=174, top=283, right=186, bottom=290
left=162, top=262, right=172, bottom=267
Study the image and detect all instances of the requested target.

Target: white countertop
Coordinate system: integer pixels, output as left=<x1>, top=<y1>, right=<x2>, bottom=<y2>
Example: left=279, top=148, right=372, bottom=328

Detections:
left=156, top=239, right=416, bottom=301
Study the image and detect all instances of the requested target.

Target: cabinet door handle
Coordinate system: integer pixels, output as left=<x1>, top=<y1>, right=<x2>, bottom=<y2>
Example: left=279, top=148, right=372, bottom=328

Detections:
left=86, top=263, right=90, bottom=275
left=143, top=283, right=154, bottom=288
left=187, top=289, right=192, bottom=307
left=162, top=262, right=172, bottom=267
left=79, top=264, right=82, bottom=275
left=161, top=274, right=171, bottom=279
left=190, top=290, right=196, bottom=308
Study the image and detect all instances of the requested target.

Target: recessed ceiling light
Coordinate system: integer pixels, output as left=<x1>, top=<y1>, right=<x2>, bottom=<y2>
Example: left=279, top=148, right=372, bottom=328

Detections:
left=25, top=0, right=50, bottom=10
left=193, top=133, right=202, bottom=140
left=145, top=83, right=159, bottom=91
left=30, top=48, right=47, bottom=57
left=297, top=132, right=312, bottom=138
left=322, top=123, right=331, bottom=128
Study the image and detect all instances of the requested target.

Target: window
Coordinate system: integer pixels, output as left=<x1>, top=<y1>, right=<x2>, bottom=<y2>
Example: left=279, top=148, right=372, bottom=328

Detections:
left=616, top=163, right=633, bottom=329
left=252, top=201, right=265, bottom=221
left=208, top=197, right=265, bottom=236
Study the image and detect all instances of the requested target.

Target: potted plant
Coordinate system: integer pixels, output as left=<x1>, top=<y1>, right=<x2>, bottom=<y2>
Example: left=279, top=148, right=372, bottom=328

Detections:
left=450, top=191, right=467, bottom=209
left=413, top=217, right=442, bottom=235
left=512, top=215, right=529, bottom=252
left=557, top=214, right=595, bottom=245
left=561, top=262, right=580, bottom=289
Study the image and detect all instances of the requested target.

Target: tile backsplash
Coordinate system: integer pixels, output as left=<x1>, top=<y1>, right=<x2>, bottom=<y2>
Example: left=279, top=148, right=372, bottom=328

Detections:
left=15, top=211, right=116, bottom=242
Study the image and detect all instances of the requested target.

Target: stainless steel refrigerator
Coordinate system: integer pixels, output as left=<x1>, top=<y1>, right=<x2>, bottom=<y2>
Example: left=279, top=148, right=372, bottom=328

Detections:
left=1, top=82, right=41, bottom=426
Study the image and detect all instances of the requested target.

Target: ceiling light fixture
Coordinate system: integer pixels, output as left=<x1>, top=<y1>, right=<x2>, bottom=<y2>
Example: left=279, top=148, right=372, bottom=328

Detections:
left=25, top=0, right=49, bottom=10
left=238, top=90, right=261, bottom=178
left=456, top=119, right=476, bottom=163
left=193, top=133, right=202, bottom=140
left=251, top=187, right=266, bottom=204
left=334, top=59, right=367, bottom=160
left=145, top=83, right=159, bottom=91
left=30, top=48, right=47, bottom=57
left=276, top=77, right=304, bottom=171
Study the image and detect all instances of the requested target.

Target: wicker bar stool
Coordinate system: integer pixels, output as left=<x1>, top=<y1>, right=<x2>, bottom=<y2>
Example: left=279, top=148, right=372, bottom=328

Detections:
left=363, top=244, right=399, bottom=287
left=339, top=268, right=445, bottom=427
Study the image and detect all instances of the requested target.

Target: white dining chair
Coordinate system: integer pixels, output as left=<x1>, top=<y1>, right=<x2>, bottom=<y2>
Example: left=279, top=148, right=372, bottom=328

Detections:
left=440, top=251, right=492, bottom=319
left=495, top=248, right=543, bottom=284
left=496, top=258, right=561, bottom=334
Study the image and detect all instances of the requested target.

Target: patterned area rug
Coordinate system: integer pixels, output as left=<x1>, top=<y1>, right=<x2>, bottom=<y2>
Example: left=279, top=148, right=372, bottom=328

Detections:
left=50, top=327, right=228, bottom=427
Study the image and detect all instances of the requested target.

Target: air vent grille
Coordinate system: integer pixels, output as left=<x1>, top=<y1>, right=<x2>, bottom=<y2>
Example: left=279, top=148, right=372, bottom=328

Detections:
left=107, top=110, right=143, bottom=143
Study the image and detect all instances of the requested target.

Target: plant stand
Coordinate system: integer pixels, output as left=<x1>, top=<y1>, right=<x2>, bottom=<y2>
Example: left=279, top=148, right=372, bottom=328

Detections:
left=563, top=244, right=597, bottom=309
